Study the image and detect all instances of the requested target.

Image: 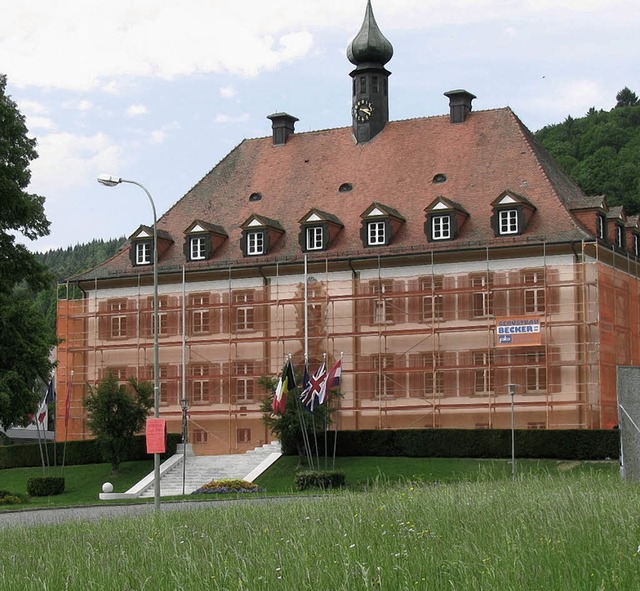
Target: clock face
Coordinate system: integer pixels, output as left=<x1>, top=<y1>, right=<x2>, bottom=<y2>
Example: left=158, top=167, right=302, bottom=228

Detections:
left=353, top=99, right=374, bottom=122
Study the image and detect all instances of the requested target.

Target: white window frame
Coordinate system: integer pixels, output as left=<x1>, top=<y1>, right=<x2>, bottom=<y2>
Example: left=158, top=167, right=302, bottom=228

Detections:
left=431, top=215, right=451, bottom=240
left=305, top=226, right=324, bottom=251
left=523, top=270, right=545, bottom=314
left=473, top=351, right=494, bottom=394
left=235, top=362, right=254, bottom=402
left=190, top=294, right=210, bottom=334
left=233, top=292, right=255, bottom=331
left=136, top=242, right=152, bottom=265
left=367, top=221, right=386, bottom=246
left=190, top=236, right=206, bottom=260
left=498, top=209, right=519, bottom=235
left=247, top=231, right=264, bottom=256
left=616, top=225, right=624, bottom=248
left=191, top=364, right=210, bottom=404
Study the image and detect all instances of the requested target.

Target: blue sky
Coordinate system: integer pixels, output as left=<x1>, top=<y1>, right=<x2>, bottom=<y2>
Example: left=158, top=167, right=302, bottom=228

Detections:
left=3, top=0, right=638, bottom=252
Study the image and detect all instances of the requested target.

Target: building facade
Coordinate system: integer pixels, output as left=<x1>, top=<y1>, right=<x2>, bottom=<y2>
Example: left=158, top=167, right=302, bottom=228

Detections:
left=56, top=2, right=640, bottom=454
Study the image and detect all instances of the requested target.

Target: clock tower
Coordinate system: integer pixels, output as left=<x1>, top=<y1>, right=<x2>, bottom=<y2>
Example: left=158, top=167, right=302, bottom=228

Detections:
left=347, top=0, right=394, bottom=144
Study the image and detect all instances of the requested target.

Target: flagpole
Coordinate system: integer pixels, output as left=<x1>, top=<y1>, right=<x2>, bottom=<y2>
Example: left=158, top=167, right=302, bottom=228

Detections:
left=61, top=370, right=74, bottom=476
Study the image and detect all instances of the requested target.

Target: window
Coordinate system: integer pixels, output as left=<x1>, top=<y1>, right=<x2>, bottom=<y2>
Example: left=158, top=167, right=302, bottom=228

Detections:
left=367, top=221, right=386, bottom=246
left=372, top=76, right=379, bottom=93
left=499, top=209, right=518, bottom=235
left=135, top=242, right=152, bottom=265
left=235, top=362, right=254, bottom=401
left=420, top=276, right=444, bottom=321
left=473, top=351, right=494, bottom=394
left=360, top=76, right=366, bottom=93
left=305, top=226, right=324, bottom=251
left=192, top=364, right=210, bottom=404
left=635, top=234, right=640, bottom=257
left=527, top=422, right=546, bottom=429
left=109, top=300, right=128, bottom=338
left=616, top=225, right=624, bottom=248
left=523, top=270, right=545, bottom=314
left=233, top=291, right=255, bottom=331
left=372, top=280, right=394, bottom=324
left=373, top=355, right=395, bottom=399
left=190, top=294, right=210, bottom=334
left=190, top=236, right=206, bottom=260
left=525, top=349, right=547, bottom=393
left=237, top=428, right=251, bottom=444
left=192, top=430, right=208, bottom=444
left=471, top=274, right=494, bottom=317
left=423, top=352, right=444, bottom=397
left=431, top=215, right=451, bottom=240
left=247, top=231, right=264, bottom=255
left=596, top=214, right=606, bottom=240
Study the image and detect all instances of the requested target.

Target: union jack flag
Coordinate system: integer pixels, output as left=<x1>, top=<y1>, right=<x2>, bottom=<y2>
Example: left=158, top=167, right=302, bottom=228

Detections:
left=300, top=362, right=327, bottom=412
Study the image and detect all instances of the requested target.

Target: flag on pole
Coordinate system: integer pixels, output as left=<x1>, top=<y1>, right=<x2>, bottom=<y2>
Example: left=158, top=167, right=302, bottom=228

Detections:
left=301, top=361, right=327, bottom=412
left=319, top=358, right=342, bottom=405
left=272, top=359, right=296, bottom=414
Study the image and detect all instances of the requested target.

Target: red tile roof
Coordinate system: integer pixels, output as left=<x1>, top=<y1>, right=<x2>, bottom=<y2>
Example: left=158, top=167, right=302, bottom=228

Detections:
left=76, top=107, right=595, bottom=281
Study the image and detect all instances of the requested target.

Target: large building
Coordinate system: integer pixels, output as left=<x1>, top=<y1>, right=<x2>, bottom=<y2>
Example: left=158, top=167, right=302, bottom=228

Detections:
left=57, top=2, right=640, bottom=454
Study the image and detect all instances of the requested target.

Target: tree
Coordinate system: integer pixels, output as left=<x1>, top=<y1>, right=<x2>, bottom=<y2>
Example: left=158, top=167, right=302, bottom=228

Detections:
left=0, top=74, right=55, bottom=428
left=616, top=87, right=639, bottom=108
left=84, top=373, right=153, bottom=474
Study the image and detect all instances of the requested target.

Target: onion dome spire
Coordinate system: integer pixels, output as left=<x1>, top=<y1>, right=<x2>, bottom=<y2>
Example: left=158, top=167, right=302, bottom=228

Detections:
left=347, top=0, right=394, bottom=66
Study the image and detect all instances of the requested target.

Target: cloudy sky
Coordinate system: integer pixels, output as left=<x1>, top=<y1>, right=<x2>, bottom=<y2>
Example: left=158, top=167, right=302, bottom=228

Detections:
left=3, top=0, right=637, bottom=252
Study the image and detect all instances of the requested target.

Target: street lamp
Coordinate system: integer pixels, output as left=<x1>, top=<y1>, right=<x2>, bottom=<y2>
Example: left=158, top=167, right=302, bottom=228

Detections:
left=97, top=174, right=161, bottom=511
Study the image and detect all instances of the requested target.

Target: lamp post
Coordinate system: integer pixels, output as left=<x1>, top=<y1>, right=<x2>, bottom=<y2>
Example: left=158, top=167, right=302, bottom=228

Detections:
left=97, top=174, right=161, bottom=511
left=507, top=383, right=517, bottom=480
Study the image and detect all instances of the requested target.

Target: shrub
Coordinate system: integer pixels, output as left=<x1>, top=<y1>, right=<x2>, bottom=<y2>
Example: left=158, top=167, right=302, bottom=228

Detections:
left=295, top=470, right=346, bottom=491
left=0, top=489, right=23, bottom=505
left=27, top=476, right=65, bottom=497
left=192, top=479, right=264, bottom=495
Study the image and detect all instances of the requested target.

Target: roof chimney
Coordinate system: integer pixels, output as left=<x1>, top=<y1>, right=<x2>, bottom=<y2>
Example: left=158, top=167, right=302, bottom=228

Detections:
left=267, top=112, right=299, bottom=145
left=444, top=90, right=476, bottom=123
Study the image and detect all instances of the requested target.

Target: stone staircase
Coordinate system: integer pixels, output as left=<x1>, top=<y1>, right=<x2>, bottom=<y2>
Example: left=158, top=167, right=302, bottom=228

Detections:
left=136, top=441, right=282, bottom=498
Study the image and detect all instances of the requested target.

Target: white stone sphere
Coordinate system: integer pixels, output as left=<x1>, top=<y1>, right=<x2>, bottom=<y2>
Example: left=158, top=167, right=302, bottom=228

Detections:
left=102, top=482, right=114, bottom=493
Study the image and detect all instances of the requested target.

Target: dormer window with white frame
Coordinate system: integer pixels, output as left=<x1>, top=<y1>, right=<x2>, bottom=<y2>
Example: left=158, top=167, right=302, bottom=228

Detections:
left=368, top=220, right=386, bottom=245
left=306, top=226, right=324, bottom=250
left=136, top=241, right=152, bottom=265
left=298, top=209, right=343, bottom=253
left=247, top=231, right=264, bottom=256
left=491, top=191, right=536, bottom=238
left=424, top=196, right=468, bottom=243
left=634, top=234, right=640, bottom=257
left=616, top=224, right=624, bottom=249
left=183, top=221, right=227, bottom=263
left=240, top=214, right=284, bottom=258
left=360, top=203, right=405, bottom=249
left=596, top=213, right=606, bottom=240
left=190, top=236, right=206, bottom=260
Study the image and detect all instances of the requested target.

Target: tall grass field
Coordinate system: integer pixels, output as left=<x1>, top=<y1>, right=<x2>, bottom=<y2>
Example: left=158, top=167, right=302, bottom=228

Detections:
left=2, top=471, right=639, bottom=590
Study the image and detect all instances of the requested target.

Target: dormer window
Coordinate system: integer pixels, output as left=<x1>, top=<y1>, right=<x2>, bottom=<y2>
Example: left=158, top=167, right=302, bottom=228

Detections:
left=298, top=209, right=343, bottom=253
left=596, top=213, right=606, bottom=240
left=499, top=209, right=519, bottom=235
left=247, top=231, right=265, bottom=256
left=616, top=225, right=624, bottom=249
left=432, top=215, right=451, bottom=240
left=306, top=226, right=324, bottom=250
left=368, top=221, right=386, bottom=245
left=240, top=214, right=284, bottom=258
left=136, top=242, right=152, bottom=265
left=128, top=225, right=173, bottom=268
left=634, top=234, right=640, bottom=257
left=424, top=197, right=468, bottom=242
left=183, top=221, right=227, bottom=263
left=190, top=236, right=206, bottom=260
left=360, top=203, right=405, bottom=249
left=491, top=191, right=536, bottom=238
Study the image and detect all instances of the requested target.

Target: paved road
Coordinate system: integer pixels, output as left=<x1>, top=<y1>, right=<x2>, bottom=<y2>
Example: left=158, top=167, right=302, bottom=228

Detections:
left=0, top=497, right=292, bottom=529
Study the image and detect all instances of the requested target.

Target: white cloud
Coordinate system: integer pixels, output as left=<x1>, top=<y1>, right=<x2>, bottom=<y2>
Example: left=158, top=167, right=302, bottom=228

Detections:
left=127, top=103, right=148, bottom=117
left=28, top=132, right=123, bottom=194
left=220, top=85, right=237, bottom=99
left=524, top=80, right=607, bottom=120
left=214, top=113, right=250, bottom=124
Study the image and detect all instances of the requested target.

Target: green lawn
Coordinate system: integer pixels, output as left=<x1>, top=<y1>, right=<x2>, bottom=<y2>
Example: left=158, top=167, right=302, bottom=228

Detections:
left=1, top=472, right=638, bottom=590
left=257, top=455, right=617, bottom=492
left=0, top=460, right=154, bottom=509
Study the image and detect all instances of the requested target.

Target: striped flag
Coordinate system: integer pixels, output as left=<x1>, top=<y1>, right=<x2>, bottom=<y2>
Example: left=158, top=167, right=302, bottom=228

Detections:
left=301, top=361, right=327, bottom=412
left=319, top=358, right=342, bottom=405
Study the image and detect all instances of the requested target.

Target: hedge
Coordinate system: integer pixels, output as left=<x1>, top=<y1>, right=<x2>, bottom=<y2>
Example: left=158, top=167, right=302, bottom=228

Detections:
left=0, top=433, right=181, bottom=470
left=310, top=429, right=619, bottom=461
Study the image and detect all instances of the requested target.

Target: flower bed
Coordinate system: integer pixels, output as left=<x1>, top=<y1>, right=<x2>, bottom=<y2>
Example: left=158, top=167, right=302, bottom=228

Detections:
left=192, top=479, right=265, bottom=495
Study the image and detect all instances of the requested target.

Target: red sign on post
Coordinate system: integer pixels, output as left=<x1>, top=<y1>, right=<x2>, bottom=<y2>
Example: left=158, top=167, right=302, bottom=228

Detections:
left=146, top=418, right=166, bottom=454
